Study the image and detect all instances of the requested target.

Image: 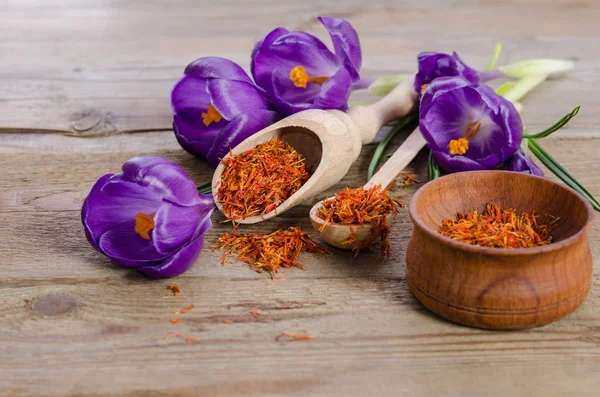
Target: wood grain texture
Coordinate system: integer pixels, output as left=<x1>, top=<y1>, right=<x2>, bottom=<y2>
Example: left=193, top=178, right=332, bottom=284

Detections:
left=1, top=0, right=600, bottom=396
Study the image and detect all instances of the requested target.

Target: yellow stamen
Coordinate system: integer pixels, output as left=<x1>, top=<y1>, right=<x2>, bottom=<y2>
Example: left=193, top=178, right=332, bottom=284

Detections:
left=448, top=138, right=469, bottom=155
left=465, top=121, right=482, bottom=138
left=201, top=104, right=223, bottom=127
left=289, top=66, right=329, bottom=88
left=420, top=84, right=428, bottom=95
left=135, top=212, right=155, bottom=240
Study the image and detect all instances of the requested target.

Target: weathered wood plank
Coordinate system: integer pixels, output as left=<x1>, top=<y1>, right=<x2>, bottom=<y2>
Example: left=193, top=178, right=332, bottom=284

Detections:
left=0, top=0, right=599, bottom=132
left=2, top=0, right=600, bottom=396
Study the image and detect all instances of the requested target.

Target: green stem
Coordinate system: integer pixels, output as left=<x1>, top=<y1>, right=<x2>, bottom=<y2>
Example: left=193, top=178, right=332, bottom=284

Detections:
left=502, top=74, right=547, bottom=103
left=367, top=113, right=418, bottom=180
left=523, top=106, right=580, bottom=139
left=196, top=181, right=212, bottom=194
left=428, top=150, right=441, bottom=181
left=485, top=42, right=503, bottom=72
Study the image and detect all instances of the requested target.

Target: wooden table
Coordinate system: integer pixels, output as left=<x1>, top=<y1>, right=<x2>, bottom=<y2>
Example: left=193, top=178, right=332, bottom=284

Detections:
left=2, top=1, right=600, bottom=396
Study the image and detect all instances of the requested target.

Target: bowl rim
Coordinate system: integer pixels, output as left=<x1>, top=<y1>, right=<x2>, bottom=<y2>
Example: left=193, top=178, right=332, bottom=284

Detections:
left=409, top=170, right=595, bottom=256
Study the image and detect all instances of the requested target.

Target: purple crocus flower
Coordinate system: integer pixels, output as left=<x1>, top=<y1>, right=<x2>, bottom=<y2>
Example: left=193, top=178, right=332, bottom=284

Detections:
left=420, top=76, right=523, bottom=173
left=251, top=16, right=361, bottom=116
left=507, top=149, right=544, bottom=176
left=82, top=157, right=215, bottom=279
left=414, top=52, right=480, bottom=95
left=172, top=57, right=278, bottom=166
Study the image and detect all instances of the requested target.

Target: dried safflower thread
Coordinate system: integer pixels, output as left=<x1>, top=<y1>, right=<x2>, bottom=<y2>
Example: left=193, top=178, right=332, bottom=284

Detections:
left=438, top=203, right=557, bottom=248
left=217, top=139, right=310, bottom=221
left=275, top=333, right=313, bottom=342
left=167, top=285, right=181, bottom=296
left=174, top=305, right=194, bottom=315
left=401, top=173, right=419, bottom=189
left=214, top=226, right=328, bottom=275
left=317, top=185, right=401, bottom=256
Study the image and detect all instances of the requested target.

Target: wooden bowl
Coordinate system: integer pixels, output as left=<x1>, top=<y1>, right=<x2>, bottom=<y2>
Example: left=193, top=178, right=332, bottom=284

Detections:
left=406, top=171, right=594, bottom=330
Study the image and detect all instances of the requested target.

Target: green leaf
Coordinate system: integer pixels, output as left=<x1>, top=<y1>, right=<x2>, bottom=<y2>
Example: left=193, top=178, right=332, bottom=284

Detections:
left=368, top=74, right=408, bottom=96
left=485, top=42, right=503, bottom=72
left=348, top=100, right=372, bottom=107
left=495, top=82, right=516, bottom=96
left=367, top=113, right=418, bottom=180
left=499, top=59, right=575, bottom=79
left=196, top=181, right=212, bottom=194
left=428, top=150, right=441, bottom=181
left=501, top=75, right=546, bottom=103
left=523, top=106, right=580, bottom=139
left=528, top=139, right=600, bottom=211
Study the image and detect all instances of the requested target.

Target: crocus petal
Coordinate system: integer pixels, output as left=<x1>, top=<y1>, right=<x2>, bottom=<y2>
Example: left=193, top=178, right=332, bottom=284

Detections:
left=270, top=69, right=323, bottom=114
left=173, top=116, right=221, bottom=158
left=419, top=77, right=522, bottom=173
left=251, top=27, right=290, bottom=90
left=318, top=16, right=361, bottom=81
left=83, top=174, right=162, bottom=248
left=415, top=52, right=479, bottom=94
left=432, top=150, right=488, bottom=173
left=184, top=56, right=254, bottom=84
left=207, top=79, right=269, bottom=120
left=98, top=223, right=168, bottom=267
left=82, top=157, right=214, bottom=279
left=206, top=110, right=280, bottom=167
left=152, top=196, right=215, bottom=255
left=507, top=149, right=544, bottom=176
left=171, top=75, right=223, bottom=158
left=419, top=75, right=472, bottom=113
left=122, top=157, right=202, bottom=207
left=266, top=31, right=340, bottom=76
left=313, top=66, right=353, bottom=111
left=137, top=215, right=213, bottom=279
left=171, top=75, right=210, bottom=115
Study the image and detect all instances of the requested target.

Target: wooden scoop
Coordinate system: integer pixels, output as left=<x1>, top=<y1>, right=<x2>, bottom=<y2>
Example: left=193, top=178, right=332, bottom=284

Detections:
left=212, top=78, right=417, bottom=224
left=309, top=127, right=426, bottom=249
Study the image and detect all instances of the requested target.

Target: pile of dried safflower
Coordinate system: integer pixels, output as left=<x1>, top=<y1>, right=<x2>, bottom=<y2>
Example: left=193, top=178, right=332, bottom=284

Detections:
left=214, top=226, right=327, bottom=275
left=438, top=203, right=558, bottom=248
left=317, top=185, right=401, bottom=256
left=217, top=140, right=309, bottom=221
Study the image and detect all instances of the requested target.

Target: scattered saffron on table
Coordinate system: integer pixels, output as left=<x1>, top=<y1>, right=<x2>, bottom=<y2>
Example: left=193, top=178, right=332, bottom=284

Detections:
left=251, top=310, right=261, bottom=318
left=174, top=305, right=194, bottom=315
left=165, top=333, right=182, bottom=340
left=214, top=226, right=328, bottom=275
left=317, top=185, right=401, bottom=256
left=223, top=319, right=233, bottom=324
left=438, top=203, right=557, bottom=248
left=217, top=139, right=310, bottom=221
left=275, top=333, right=313, bottom=342
left=401, top=173, right=419, bottom=189
left=170, top=318, right=180, bottom=324
left=185, top=337, right=198, bottom=344
left=167, top=285, right=181, bottom=296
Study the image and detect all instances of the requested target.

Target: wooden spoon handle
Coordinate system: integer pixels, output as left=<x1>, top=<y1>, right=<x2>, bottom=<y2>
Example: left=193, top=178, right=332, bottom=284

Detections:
left=346, top=77, right=417, bottom=144
left=364, top=127, right=427, bottom=189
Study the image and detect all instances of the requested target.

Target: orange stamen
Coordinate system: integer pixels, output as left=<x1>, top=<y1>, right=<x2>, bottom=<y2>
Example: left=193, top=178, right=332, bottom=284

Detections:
left=290, top=66, right=329, bottom=88
left=448, top=138, right=469, bottom=155
left=420, top=84, right=428, bottom=94
left=134, top=212, right=154, bottom=240
left=202, top=104, right=223, bottom=126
